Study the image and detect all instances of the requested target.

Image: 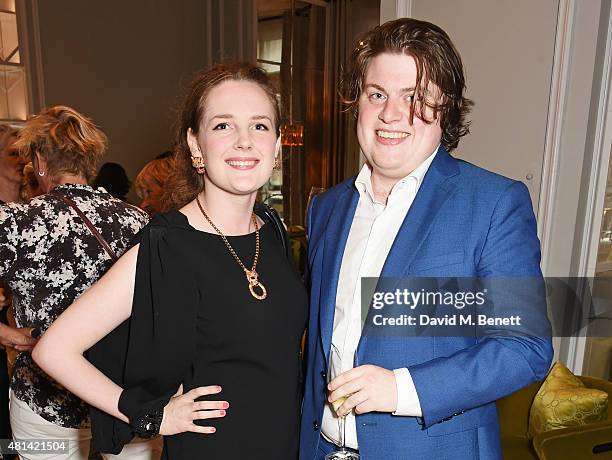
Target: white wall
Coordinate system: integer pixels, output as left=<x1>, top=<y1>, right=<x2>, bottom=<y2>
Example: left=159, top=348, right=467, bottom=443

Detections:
left=409, top=0, right=559, bottom=215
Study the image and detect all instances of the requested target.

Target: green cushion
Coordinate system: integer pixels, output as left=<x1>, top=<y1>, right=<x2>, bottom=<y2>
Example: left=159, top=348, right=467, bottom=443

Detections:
left=528, top=362, right=608, bottom=439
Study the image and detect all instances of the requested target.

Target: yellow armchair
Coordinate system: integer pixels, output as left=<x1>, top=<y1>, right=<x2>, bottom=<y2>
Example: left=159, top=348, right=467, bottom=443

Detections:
left=497, top=376, right=612, bottom=460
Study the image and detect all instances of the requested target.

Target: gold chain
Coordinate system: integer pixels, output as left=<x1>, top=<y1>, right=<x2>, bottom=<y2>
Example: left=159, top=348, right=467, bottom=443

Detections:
left=195, top=195, right=267, bottom=300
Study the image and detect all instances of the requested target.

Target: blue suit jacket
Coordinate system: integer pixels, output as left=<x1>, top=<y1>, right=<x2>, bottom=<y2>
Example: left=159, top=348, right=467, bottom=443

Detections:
left=299, top=148, right=553, bottom=460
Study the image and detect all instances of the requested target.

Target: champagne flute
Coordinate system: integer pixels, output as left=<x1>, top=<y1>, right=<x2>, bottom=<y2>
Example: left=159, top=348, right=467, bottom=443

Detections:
left=326, top=345, right=360, bottom=460
left=305, top=187, right=325, bottom=229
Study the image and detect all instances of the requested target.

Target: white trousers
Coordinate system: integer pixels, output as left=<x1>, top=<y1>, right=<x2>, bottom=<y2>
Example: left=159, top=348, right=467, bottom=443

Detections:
left=101, top=437, right=162, bottom=460
left=9, top=391, right=162, bottom=460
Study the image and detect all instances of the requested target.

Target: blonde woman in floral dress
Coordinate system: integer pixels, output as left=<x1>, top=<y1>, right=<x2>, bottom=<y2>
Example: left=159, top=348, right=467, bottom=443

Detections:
left=0, top=106, right=153, bottom=459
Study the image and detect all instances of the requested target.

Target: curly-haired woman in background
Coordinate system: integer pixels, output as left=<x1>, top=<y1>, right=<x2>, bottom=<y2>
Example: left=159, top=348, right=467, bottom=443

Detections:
left=134, top=156, right=173, bottom=217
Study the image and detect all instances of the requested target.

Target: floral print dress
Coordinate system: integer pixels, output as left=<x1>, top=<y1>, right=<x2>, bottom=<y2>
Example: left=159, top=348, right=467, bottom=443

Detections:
left=0, top=184, right=148, bottom=428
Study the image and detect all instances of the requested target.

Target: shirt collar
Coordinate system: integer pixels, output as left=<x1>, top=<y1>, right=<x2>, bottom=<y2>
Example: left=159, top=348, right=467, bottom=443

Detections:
left=355, top=144, right=440, bottom=203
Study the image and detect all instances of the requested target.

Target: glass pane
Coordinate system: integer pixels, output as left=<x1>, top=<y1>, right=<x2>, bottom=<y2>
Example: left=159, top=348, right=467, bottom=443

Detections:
left=7, top=66, right=26, bottom=119
left=0, top=68, right=8, bottom=119
left=596, top=160, right=612, bottom=274
left=257, top=60, right=282, bottom=216
left=256, top=0, right=328, bottom=229
left=0, top=65, right=26, bottom=120
left=257, top=36, right=282, bottom=63
left=0, top=11, right=19, bottom=63
left=0, top=0, right=15, bottom=13
left=257, top=17, right=282, bottom=64
left=582, top=151, right=612, bottom=380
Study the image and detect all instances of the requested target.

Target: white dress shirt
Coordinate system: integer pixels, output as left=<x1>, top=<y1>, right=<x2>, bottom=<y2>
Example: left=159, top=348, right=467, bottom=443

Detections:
left=321, top=147, right=438, bottom=449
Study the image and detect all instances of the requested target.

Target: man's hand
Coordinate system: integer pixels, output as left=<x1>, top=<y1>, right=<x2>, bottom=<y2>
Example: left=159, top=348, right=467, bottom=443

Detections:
left=0, top=323, right=37, bottom=352
left=328, top=364, right=398, bottom=416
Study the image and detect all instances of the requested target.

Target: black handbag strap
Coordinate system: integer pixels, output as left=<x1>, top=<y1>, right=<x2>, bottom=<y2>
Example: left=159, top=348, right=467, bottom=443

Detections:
left=54, top=193, right=118, bottom=263
left=253, top=201, right=291, bottom=262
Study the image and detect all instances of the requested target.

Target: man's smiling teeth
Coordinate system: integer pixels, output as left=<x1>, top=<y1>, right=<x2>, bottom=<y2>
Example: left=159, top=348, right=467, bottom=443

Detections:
left=376, top=130, right=409, bottom=139
left=226, top=160, right=258, bottom=166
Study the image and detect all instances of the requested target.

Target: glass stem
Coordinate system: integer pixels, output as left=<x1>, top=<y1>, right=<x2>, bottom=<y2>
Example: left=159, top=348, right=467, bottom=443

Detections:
left=339, top=414, right=346, bottom=450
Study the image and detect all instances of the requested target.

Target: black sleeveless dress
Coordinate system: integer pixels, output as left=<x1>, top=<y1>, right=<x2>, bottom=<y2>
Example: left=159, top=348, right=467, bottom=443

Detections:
left=158, top=211, right=308, bottom=459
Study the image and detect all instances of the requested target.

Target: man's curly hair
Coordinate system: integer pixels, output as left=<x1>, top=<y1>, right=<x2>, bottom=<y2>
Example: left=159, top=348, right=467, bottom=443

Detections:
left=339, top=18, right=473, bottom=151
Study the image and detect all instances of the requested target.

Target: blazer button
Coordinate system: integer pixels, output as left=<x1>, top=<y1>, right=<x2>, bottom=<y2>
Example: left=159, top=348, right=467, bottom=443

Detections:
left=320, top=371, right=327, bottom=380
left=313, top=420, right=320, bottom=431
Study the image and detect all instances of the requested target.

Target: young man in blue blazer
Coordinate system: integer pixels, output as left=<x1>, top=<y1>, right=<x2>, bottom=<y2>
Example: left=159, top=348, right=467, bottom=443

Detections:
left=300, top=18, right=553, bottom=460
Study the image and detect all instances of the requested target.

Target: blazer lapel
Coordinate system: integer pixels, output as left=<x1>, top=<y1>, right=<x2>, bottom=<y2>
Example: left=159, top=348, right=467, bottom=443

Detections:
left=319, top=184, right=359, bottom=364
left=356, top=149, right=460, bottom=361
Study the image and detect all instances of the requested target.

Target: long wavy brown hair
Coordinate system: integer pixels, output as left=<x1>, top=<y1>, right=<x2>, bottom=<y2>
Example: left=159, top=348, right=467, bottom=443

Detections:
left=162, top=63, right=280, bottom=212
left=14, top=105, right=107, bottom=183
left=339, top=18, right=473, bottom=151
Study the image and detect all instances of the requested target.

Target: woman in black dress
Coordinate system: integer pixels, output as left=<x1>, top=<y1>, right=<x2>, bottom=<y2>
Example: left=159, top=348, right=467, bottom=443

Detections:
left=34, top=63, right=308, bottom=459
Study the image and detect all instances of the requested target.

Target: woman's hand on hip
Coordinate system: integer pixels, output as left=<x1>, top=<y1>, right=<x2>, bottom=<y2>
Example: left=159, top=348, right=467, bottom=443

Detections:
left=159, top=384, right=228, bottom=435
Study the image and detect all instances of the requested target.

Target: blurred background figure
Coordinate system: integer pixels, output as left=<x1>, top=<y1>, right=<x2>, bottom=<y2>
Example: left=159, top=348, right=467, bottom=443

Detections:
left=0, top=123, right=24, bottom=460
left=20, top=163, right=43, bottom=202
left=135, top=155, right=173, bottom=217
left=92, top=162, right=131, bottom=202
left=0, top=106, right=152, bottom=460
left=0, top=124, right=24, bottom=204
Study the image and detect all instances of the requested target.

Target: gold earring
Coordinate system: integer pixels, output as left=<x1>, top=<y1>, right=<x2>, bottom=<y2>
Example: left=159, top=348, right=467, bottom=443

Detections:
left=191, top=155, right=206, bottom=174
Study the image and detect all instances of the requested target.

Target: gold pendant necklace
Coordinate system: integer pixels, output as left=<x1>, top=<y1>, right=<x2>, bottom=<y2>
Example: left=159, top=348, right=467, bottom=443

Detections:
left=195, top=196, right=267, bottom=300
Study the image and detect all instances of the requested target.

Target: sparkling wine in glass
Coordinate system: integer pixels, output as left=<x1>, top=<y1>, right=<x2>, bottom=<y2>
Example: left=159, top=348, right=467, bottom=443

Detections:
left=306, top=187, right=325, bottom=228
left=325, top=345, right=360, bottom=460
